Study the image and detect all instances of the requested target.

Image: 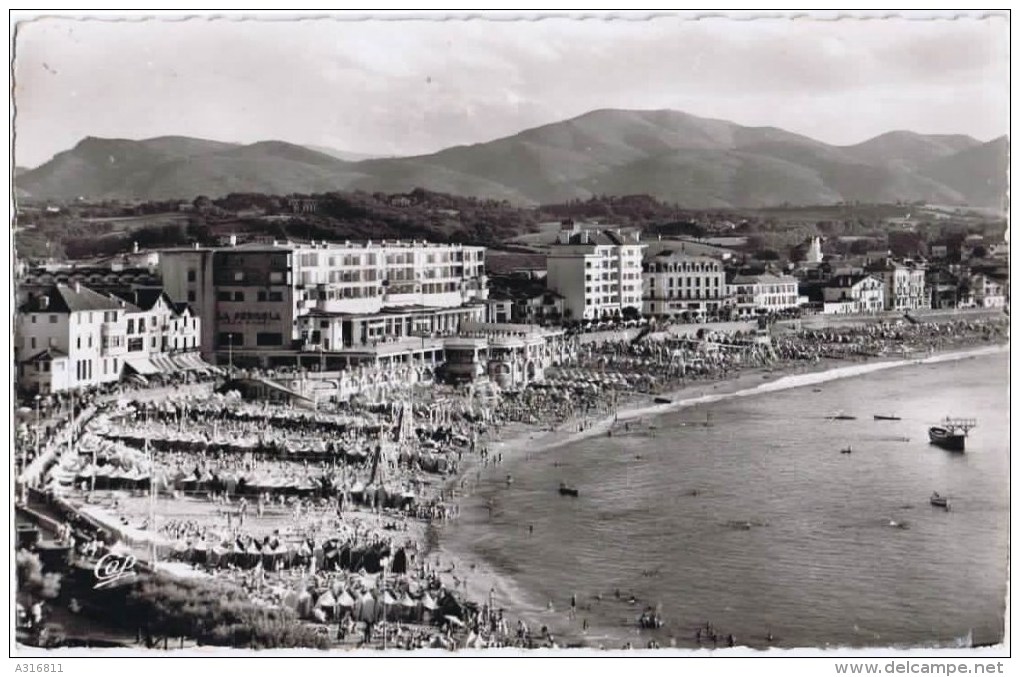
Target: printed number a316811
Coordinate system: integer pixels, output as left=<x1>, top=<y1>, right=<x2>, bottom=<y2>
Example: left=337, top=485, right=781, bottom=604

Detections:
left=15, top=665, right=64, bottom=673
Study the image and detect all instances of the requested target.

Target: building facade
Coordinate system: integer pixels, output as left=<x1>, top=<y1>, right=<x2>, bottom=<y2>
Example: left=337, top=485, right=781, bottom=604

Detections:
left=867, top=260, right=929, bottom=311
left=160, top=240, right=489, bottom=369
left=545, top=223, right=645, bottom=321
left=967, top=274, right=1007, bottom=309
left=728, top=273, right=801, bottom=318
left=642, top=251, right=728, bottom=319
left=16, top=283, right=205, bottom=394
left=821, top=274, right=885, bottom=314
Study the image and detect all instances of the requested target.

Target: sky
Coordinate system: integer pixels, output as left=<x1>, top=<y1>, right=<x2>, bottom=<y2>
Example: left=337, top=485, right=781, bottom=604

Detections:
left=12, top=12, right=1011, bottom=169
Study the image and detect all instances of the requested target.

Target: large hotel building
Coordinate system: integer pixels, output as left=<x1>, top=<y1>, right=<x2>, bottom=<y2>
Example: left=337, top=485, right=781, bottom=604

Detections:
left=160, top=239, right=489, bottom=369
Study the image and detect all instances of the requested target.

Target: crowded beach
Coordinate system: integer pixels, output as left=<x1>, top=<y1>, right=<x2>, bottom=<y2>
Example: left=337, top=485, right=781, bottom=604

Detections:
left=17, top=314, right=1009, bottom=651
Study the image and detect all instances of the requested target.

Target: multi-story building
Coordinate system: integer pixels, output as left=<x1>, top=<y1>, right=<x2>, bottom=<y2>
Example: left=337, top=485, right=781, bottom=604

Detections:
left=160, top=239, right=488, bottom=369
left=821, top=274, right=885, bottom=315
left=728, top=273, right=801, bottom=318
left=967, top=274, right=1007, bottom=309
left=642, top=251, right=728, bottom=319
left=15, top=283, right=206, bottom=394
left=110, top=289, right=204, bottom=375
left=866, top=259, right=929, bottom=311
left=545, top=223, right=645, bottom=321
left=16, top=284, right=127, bottom=394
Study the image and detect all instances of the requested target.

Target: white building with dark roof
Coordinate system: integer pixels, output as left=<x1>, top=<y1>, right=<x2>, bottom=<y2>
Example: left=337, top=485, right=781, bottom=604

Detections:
left=642, top=251, right=729, bottom=319
left=728, top=273, right=801, bottom=318
left=545, top=222, right=645, bottom=321
left=16, top=283, right=206, bottom=394
left=16, top=283, right=129, bottom=394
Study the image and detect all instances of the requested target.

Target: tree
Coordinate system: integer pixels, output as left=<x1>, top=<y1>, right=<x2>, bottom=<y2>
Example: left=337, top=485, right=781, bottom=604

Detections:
left=621, top=306, right=641, bottom=321
left=16, top=549, right=62, bottom=609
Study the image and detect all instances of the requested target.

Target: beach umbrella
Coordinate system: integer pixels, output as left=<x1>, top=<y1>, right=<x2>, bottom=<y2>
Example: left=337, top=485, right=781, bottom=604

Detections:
left=337, top=590, right=356, bottom=608
left=399, top=593, right=416, bottom=608
left=316, top=590, right=337, bottom=609
left=420, top=592, right=437, bottom=610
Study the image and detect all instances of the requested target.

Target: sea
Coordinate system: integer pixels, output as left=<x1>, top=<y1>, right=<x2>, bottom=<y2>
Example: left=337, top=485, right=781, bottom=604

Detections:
left=438, top=349, right=1009, bottom=649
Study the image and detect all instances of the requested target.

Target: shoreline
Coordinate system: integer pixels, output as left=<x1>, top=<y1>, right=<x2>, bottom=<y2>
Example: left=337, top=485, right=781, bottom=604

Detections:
left=427, top=340, right=1008, bottom=649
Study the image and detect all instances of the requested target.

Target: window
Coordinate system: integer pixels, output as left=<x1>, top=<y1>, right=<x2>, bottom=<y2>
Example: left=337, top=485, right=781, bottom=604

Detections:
left=234, top=291, right=244, bottom=302
left=127, top=319, right=135, bottom=334
left=187, top=269, right=196, bottom=282
left=187, top=291, right=196, bottom=302
left=30, top=337, right=36, bottom=349
left=257, top=291, right=267, bottom=302
left=233, top=271, right=244, bottom=282
left=31, top=316, right=37, bottom=323
left=49, top=315, right=57, bottom=324
left=269, top=291, right=283, bottom=302
left=217, top=291, right=232, bottom=302
left=76, top=336, right=81, bottom=349
left=87, top=335, right=93, bottom=348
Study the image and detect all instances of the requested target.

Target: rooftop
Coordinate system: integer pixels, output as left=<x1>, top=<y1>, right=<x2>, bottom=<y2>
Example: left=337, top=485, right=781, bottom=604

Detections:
left=19, top=283, right=127, bottom=314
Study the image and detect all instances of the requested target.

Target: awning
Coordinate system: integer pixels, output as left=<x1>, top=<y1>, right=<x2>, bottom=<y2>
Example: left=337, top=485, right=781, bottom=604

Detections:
left=151, top=355, right=179, bottom=373
left=123, top=355, right=159, bottom=376
left=171, top=353, right=206, bottom=372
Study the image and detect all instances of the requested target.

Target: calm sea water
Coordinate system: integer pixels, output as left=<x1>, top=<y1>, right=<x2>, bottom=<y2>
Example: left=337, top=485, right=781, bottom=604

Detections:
left=440, top=352, right=1009, bottom=649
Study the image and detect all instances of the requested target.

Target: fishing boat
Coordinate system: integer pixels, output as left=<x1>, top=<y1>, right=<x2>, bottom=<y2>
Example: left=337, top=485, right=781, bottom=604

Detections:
left=930, top=492, right=950, bottom=509
left=873, top=414, right=901, bottom=421
left=928, top=418, right=977, bottom=452
left=558, top=483, right=579, bottom=497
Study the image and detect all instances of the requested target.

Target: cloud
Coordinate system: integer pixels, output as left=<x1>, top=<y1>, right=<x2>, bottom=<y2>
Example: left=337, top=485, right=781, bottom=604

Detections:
left=12, top=14, right=1009, bottom=168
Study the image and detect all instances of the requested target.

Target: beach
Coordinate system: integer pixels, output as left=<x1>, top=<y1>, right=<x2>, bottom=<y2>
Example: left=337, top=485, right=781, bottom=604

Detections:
left=428, top=341, right=1009, bottom=649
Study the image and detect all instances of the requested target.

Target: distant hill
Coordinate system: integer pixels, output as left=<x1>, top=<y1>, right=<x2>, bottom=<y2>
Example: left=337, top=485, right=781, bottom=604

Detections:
left=15, top=110, right=1008, bottom=209
left=917, top=136, right=1009, bottom=212
left=304, top=145, right=388, bottom=162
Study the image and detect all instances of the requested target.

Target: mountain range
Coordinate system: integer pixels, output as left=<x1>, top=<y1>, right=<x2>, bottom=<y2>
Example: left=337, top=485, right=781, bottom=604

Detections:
left=15, top=109, right=1009, bottom=210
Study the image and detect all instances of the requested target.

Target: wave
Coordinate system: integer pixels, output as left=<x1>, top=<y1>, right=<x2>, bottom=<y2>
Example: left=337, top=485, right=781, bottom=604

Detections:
left=616, top=344, right=1007, bottom=425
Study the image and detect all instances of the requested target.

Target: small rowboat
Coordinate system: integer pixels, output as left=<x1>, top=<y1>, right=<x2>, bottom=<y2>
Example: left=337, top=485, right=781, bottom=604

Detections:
left=873, top=414, right=901, bottom=421
left=558, top=483, right=579, bottom=497
left=930, top=492, right=950, bottom=509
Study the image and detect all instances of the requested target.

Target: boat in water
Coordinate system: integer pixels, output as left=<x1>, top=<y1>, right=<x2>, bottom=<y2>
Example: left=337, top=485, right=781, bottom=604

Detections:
left=928, top=418, right=977, bottom=452
left=840, top=445, right=853, bottom=454
left=930, top=492, right=950, bottom=509
left=827, top=413, right=857, bottom=421
left=653, top=397, right=672, bottom=405
left=558, top=483, right=579, bottom=497
left=873, top=414, right=901, bottom=421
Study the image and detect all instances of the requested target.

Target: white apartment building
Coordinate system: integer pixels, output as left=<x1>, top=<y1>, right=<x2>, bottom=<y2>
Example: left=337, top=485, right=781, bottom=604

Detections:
left=821, top=274, right=885, bottom=315
left=728, top=273, right=801, bottom=318
left=159, top=239, right=489, bottom=368
left=545, top=223, right=645, bottom=321
left=642, top=251, right=728, bottom=319
left=866, top=260, right=929, bottom=311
